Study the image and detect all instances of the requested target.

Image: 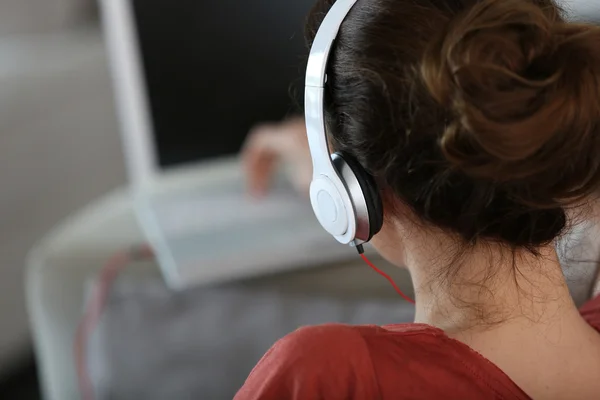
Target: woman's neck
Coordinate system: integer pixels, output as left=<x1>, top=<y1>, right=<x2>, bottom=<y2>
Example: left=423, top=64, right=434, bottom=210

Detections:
left=395, top=226, right=600, bottom=400
left=402, top=231, right=578, bottom=334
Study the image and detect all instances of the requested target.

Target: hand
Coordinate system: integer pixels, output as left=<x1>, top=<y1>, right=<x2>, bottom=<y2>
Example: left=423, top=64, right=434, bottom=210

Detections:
left=242, top=117, right=311, bottom=197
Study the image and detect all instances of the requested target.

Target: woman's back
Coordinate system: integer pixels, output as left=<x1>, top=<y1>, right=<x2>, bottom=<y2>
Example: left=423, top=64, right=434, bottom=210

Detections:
left=236, top=295, right=600, bottom=399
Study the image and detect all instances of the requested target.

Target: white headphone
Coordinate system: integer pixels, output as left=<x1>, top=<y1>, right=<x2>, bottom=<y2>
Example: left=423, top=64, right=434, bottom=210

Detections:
left=305, top=0, right=384, bottom=247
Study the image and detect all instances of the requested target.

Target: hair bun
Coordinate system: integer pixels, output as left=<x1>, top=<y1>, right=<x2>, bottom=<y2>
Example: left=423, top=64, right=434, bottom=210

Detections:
left=421, top=0, right=600, bottom=207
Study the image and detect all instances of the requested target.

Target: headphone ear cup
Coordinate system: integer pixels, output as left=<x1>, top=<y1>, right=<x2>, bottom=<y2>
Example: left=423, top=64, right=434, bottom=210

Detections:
left=334, top=153, right=384, bottom=241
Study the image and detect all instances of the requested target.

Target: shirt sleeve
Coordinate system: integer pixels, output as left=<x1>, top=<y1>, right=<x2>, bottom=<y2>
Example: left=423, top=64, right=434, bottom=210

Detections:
left=234, top=324, right=380, bottom=400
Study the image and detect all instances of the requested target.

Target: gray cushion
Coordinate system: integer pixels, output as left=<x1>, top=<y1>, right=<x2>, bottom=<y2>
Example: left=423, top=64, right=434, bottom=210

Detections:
left=87, top=277, right=415, bottom=400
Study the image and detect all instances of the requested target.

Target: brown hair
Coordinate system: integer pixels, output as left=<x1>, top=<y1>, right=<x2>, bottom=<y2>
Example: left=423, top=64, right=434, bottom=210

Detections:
left=306, top=0, right=600, bottom=249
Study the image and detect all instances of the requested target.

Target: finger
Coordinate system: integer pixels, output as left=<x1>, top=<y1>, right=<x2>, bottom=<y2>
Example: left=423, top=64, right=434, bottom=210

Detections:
left=242, top=123, right=305, bottom=195
left=245, top=147, right=277, bottom=196
left=248, top=154, right=279, bottom=196
left=243, top=131, right=281, bottom=195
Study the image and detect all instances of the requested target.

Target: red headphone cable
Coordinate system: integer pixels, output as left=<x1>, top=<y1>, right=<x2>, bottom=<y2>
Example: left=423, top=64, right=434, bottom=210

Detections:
left=356, top=244, right=415, bottom=304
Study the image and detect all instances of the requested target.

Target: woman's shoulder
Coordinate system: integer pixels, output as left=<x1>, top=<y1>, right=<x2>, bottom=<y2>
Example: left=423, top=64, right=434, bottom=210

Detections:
left=234, top=324, right=382, bottom=400
left=262, top=322, right=446, bottom=359
left=234, top=323, right=511, bottom=400
left=248, top=322, right=441, bottom=370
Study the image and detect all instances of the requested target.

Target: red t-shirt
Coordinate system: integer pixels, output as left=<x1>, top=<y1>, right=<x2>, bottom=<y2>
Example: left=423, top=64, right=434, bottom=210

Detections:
left=235, top=295, right=600, bottom=400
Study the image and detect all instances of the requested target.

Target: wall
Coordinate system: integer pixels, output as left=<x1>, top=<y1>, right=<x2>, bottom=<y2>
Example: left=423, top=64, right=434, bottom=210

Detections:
left=0, top=0, right=96, bottom=36
left=0, top=25, right=125, bottom=373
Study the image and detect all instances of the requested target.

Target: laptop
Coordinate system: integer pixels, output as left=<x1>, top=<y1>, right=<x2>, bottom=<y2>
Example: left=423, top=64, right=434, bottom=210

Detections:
left=99, top=0, right=363, bottom=289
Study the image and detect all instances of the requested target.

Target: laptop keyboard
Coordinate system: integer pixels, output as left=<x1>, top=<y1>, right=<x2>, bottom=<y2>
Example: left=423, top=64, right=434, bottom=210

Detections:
left=144, top=176, right=358, bottom=287
left=154, top=190, right=314, bottom=238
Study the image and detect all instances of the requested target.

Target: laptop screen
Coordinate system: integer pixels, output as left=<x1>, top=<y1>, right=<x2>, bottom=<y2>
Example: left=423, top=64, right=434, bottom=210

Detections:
left=131, top=0, right=314, bottom=169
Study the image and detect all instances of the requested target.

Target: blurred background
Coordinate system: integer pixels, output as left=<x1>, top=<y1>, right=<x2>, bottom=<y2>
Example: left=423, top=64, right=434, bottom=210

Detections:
left=0, top=0, right=599, bottom=399
left=0, top=1, right=122, bottom=397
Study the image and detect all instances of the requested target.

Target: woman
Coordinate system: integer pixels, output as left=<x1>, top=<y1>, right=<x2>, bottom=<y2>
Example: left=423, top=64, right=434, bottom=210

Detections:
left=238, top=0, right=600, bottom=398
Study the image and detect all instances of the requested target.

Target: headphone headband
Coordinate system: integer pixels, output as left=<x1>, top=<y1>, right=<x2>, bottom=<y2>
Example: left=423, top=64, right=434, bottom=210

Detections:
left=305, top=0, right=358, bottom=177
left=305, top=0, right=383, bottom=246
left=305, top=0, right=358, bottom=88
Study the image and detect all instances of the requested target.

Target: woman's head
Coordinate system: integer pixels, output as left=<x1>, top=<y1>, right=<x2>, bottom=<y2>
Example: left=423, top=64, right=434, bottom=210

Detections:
left=306, top=0, right=600, bottom=261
